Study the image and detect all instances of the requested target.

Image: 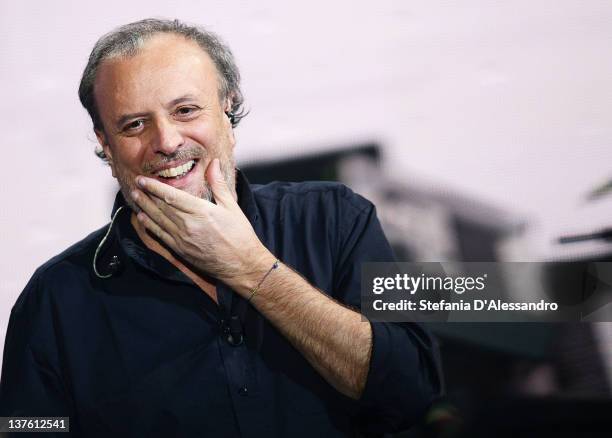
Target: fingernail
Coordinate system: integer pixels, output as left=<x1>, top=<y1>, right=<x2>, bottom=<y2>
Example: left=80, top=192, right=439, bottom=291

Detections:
left=136, top=177, right=145, bottom=187
left=131, top=190, right=139, bottom=200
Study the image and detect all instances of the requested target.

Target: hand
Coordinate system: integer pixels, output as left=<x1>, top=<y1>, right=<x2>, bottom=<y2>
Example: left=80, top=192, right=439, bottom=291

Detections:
left=131, top=159, right=269, bottom=284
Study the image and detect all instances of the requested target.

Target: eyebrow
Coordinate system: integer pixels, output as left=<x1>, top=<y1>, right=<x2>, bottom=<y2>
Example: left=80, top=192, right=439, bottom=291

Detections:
left=114, top=94, right=200, bottom=129
left=166, top=94, right=199, bottom=108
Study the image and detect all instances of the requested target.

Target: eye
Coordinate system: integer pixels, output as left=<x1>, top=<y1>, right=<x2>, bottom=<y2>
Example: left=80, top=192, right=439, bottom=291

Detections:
left=175, top=106, right=201, bottom=118
left=123, top=119, right=144, bottom=133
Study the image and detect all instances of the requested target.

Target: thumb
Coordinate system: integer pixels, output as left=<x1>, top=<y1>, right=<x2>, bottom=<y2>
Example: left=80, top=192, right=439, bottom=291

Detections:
left=206, top=158, right=233, bottom=205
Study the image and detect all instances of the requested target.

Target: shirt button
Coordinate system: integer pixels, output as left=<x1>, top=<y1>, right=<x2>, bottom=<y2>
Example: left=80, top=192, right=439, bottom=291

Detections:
left=238, top=385, right=248, bottom=396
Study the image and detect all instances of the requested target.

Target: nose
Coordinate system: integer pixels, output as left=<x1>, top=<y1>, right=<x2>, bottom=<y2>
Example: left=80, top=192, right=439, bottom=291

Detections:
left=150, top=117, right=184, bottom=155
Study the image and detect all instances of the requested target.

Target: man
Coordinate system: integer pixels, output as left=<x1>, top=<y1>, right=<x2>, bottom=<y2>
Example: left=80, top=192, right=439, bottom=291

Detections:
left=0, top=19, right=441, bottom=437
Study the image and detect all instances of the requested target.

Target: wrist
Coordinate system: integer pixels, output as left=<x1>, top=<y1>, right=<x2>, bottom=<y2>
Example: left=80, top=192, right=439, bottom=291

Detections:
left=225, top=246, right=278, bottom=296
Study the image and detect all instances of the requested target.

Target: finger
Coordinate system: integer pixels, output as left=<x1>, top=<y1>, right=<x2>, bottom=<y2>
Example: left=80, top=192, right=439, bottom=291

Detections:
left=136, top=211, right=178, bottom=249
left=131, top=189, right=180, bottom=234
left=206, top=158, right=234, bottom=206
left=136, top=176, right=199, bottom=213
left=144, top=190, right=184, bottom=225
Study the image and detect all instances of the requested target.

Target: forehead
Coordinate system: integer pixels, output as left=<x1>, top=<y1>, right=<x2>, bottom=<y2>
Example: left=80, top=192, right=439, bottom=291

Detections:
left=94, top=33, right=220, bottom=117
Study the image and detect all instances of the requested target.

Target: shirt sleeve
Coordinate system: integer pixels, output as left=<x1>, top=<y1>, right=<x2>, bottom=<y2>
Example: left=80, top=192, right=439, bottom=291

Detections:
left=0, top=273, right=74, bottom=422
left=332, top=186, right=443, bottom=435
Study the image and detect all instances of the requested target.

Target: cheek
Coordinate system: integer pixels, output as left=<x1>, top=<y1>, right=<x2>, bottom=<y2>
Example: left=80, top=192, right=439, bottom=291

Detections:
left=112, top=141, right=148, bottom=171
left=187, top=118, right=229, bottom=149
left=188, top=124, right=214, bottom=144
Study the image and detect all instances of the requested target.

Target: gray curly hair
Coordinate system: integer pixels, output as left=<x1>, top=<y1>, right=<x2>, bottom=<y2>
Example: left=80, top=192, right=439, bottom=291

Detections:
left=78, top=18, right=246, bottom=161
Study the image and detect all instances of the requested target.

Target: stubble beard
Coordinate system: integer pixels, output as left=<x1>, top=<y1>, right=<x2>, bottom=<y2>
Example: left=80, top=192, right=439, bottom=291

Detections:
left=113, top=152, right=237, bottom=213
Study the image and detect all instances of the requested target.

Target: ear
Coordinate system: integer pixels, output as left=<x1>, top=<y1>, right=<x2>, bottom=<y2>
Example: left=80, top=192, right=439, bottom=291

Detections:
left=95, top=129, right=117, bottom=177
left=223, top=97, right=236, bottom=150
left=223, top=96, right=232, bottom=114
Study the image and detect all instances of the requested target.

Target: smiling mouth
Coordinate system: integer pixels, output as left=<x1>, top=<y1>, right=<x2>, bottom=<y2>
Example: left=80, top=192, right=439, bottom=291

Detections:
left=156, top=159, right=197, bottom=179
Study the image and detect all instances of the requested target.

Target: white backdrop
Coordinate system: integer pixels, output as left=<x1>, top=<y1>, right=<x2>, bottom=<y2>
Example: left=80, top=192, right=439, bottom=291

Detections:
left=1, top=0, right=611, bottom=368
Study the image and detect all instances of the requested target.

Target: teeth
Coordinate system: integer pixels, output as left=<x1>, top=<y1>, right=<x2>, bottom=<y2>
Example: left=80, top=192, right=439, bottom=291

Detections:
left=157, top=160, right=195, bottom=178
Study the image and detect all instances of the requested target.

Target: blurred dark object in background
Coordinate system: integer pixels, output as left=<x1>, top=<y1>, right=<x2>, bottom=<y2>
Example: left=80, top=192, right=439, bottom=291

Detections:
left=241, top=142, right=380, bottom=184
left=242, top=143, right=524, bottom=262
left=400, top=396, right=612, bottom=438
left=241, top=144, right=612, bottom=437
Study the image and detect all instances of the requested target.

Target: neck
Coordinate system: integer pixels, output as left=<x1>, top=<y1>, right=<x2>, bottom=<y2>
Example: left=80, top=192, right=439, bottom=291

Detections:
left=131, top=212, right=174, bottom=261
left=130, top=212, right=219, bottom=302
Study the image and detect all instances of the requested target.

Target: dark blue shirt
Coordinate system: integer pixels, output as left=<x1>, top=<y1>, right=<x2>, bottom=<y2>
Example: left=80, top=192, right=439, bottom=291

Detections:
left=0, top=171, right=441, bottom=437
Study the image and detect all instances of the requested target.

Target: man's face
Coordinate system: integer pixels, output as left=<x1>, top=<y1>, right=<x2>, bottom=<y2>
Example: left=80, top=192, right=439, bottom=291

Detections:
left=94, top=33, right=236, bottom=212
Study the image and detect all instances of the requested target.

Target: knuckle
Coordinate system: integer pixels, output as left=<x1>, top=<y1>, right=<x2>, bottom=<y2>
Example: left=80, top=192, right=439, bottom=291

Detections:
left=164, top=193, right=175, bottom=205
left=183, top=220, right=197, bottom=237
left=175, top=238, right=187, bottom=253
